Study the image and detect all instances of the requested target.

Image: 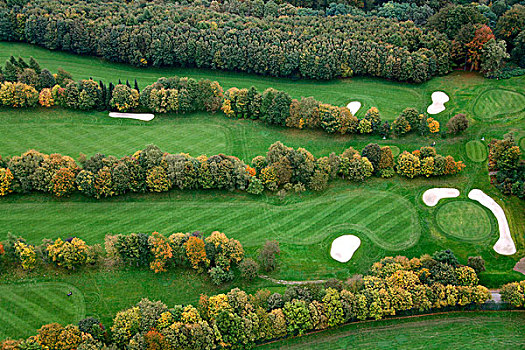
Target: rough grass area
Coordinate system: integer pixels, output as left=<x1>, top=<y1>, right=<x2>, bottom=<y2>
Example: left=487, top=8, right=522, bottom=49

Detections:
left=436, top=201, right=493, bottom=242
left=466, top=140, right=488, bottom=162
left=472, top=89, right=525, bottom=120
left=0, top=282, right=85, bottom=339
left=257, top=311, right=525, bottom=349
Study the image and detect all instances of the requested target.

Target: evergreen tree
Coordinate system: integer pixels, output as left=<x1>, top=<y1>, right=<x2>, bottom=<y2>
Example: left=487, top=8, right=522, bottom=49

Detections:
left=17, top=56, right=28, bottom=69
left=4, top=61, right=19, bottom=82
left=134, top=79, right=140, bottom=93
left=99, top=80, right=107, bottom=111
left=28, top=57, right=41, bottom=74
left=106, top=82, right=115, bottom=109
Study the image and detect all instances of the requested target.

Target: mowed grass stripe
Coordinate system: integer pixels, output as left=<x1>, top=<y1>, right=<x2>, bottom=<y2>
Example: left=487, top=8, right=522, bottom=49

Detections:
left=473, top=89, right=525, bottom=120
left=0, top=304, right=35, bottom=336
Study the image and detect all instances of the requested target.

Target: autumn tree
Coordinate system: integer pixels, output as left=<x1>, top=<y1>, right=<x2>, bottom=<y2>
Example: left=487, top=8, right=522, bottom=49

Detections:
left=184, top=236, right=209, bottom=271
left=110, top=84, right=139, bottom=112
left=396, top=151, right=421, bottom=178
left=149, top=232, right=173, bottom=273
left=466, top=25, right=495, bottom=71
left=0, top=168, right=13, bottom=196
left=47, top=237, right=91, bottom=270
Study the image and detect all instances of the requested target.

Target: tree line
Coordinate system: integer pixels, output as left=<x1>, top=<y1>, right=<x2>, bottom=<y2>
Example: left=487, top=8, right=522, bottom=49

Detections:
left=0, top=231, right=272, bottom=286
left=0, top=57, right=472, bottom=138
left=1, top=249, right=514, bottom=350
left=488, top=134, right=524, bottom=199
left=0, top=0, right=453, bottom=82
left=0, top=142, right=465, bottom=198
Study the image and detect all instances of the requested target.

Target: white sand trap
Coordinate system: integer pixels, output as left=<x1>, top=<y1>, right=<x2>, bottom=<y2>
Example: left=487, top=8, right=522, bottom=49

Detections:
left=109, top=112, right=154, bottom=121
left=468, top=189, right=516, bottom=255
left=330, top=235, right=361, bottom=263
left=427, top=91, right=449, bottom=114
left=346, top=101, right=361, bottom=115
left=422, top=188, right=460, bottom=206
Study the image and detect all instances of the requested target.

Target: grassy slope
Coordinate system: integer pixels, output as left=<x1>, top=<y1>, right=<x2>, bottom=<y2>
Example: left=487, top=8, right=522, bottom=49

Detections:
left=257, top=311, right=525, bottom=350
left=0, top=42, right=524, bottom=339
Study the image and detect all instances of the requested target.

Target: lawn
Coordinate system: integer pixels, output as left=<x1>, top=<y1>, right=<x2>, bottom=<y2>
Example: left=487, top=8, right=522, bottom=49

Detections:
left=257, top=311, right=525, bottom=349
left=0, top=42, right=524, bottom=342
left=0, top=282, right=85, bottom=339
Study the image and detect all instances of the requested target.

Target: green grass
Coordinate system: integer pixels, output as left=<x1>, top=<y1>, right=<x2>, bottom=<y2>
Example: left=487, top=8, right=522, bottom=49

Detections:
left=257, top=311, right=525, bottom=349
left=466, top=140, right=488, bottom=162
left=0, top=42, right=524, bottom=341
left=435, top=201, right=493, bottom=242
left=0, top=282, right=85, bottom=339
left=472, top=89, right=525, bottom=120
left=520, top=137, right=525, bottom=152
left=388, top=145, right=401, bottom=157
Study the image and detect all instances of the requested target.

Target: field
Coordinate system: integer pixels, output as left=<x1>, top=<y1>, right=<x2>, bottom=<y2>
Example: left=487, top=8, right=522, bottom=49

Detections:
left=257, top=311, right=525, bottom=349
left=0, top=42, right=524, bottom=340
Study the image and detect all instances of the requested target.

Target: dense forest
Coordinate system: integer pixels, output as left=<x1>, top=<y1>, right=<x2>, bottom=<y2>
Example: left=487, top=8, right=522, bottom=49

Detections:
left=0, top=0, right=522, bottom=81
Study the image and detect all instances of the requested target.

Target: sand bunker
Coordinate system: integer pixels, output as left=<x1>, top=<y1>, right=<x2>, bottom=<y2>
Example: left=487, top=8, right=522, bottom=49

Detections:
left=427, top=91, right=449, bottom=114
left=422, top=188, right=460, bottom=207
left=109, top=112, right=154, bottom=121
left=468, top=189, right=516, bottom=255
left=330, top=235, right=361, bottom=263
left=346, top=101, right=361, bottom=115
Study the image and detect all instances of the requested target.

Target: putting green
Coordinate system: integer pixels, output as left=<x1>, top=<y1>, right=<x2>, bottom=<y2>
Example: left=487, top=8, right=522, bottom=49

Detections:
left=472, top=89, right=525, bottom=120
left=0, top=282, right=85, bottom=339
left=465, top=140, right=487, bottom=162
left=436, top=201, right=492, bottom=242
left=388, top=145, right=401, bottom=157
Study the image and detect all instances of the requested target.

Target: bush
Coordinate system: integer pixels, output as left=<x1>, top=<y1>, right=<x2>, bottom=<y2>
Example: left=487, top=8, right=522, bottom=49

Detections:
left=239, top=258, right=259, bottom=281
left=259, top=240, right=280, bottom=272
left=467, top=256, right=486, bottom=273
left=209, top=266, right=234, bottom=285
left=446, top=113, right=469, bottom=134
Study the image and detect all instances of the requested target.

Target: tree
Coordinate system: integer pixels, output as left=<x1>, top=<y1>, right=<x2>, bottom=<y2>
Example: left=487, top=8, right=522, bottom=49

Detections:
left=38, top=69, right=56, bottom=89
left=47, top=237, right=90, bottom=269
left=146, top=166, right=170, bottom=192
left=433, top=249, right=460, bottom=266
left=28, top=57, right=41, bottom=74
left=391, top=116, right=411, bottom=136
left=0, top=167, right=14, bottom=196
left=110, top=84, right=139, bottom=112
left=496, top=5, right=525, bottom=45
left=49, top=168, right=76, bottom=197
left=240, top=258, right=259, bottom=281
left=466, top=25, right=495, bottom=71
left=500, top=281, right=525, bottom=307
left=3, top=61, right=19, bottom=82
left=111, top=307, right=141, bottom=346
left=426, top=117, right=440, bottom=133
left=322, top=288, right=344, bottom=327
left=14, top=241, right=37, bottom=270
left=283, top=299, right=312, bottom=335
left=467, top=256, right=485, bottom=273
left=78, top=317, right=106, bottom=342
left=39, top=88, right=54, bottom=107
left=361, top=143, right=381, bottom=173
left=455, top=266, right=479, bottom=286
left=259, top=240, right=280, bottom=272
left=481, top=39, right=509, bottom=76
left=447, top=113, right=469, bottom=134
left=396, top=151, right=420, bottom=178
left=184, top=236, right=209, bottom=271
left=55, top=68, right=73, bottom=86
left=149, top=232, right=173, bottom=273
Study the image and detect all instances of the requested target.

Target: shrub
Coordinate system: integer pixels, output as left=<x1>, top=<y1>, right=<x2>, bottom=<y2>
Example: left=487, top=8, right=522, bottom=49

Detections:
left=467, top=256, right=486, bottom=273
left=259, top=240, right=280, bottom=272
left=110, top=84, right=139, bottom=112
left=446, top=113, right=469, bottom=134
left=240, top=258, right=259, bottom=281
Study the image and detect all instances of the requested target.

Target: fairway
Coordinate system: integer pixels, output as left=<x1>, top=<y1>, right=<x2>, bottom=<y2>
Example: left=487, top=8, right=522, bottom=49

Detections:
left=472, top=89, right=525, bottom=120
left=0, top=282, right=85, bottom=339
left=436, top=201, right=493, bottom=242
left=0, top=110, right=231, bottom=157
left=466, top=140, right=488, bottom=162
left=257, top=311, right=525, bottom=350
left=0, top=189, right=420, bottom=251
